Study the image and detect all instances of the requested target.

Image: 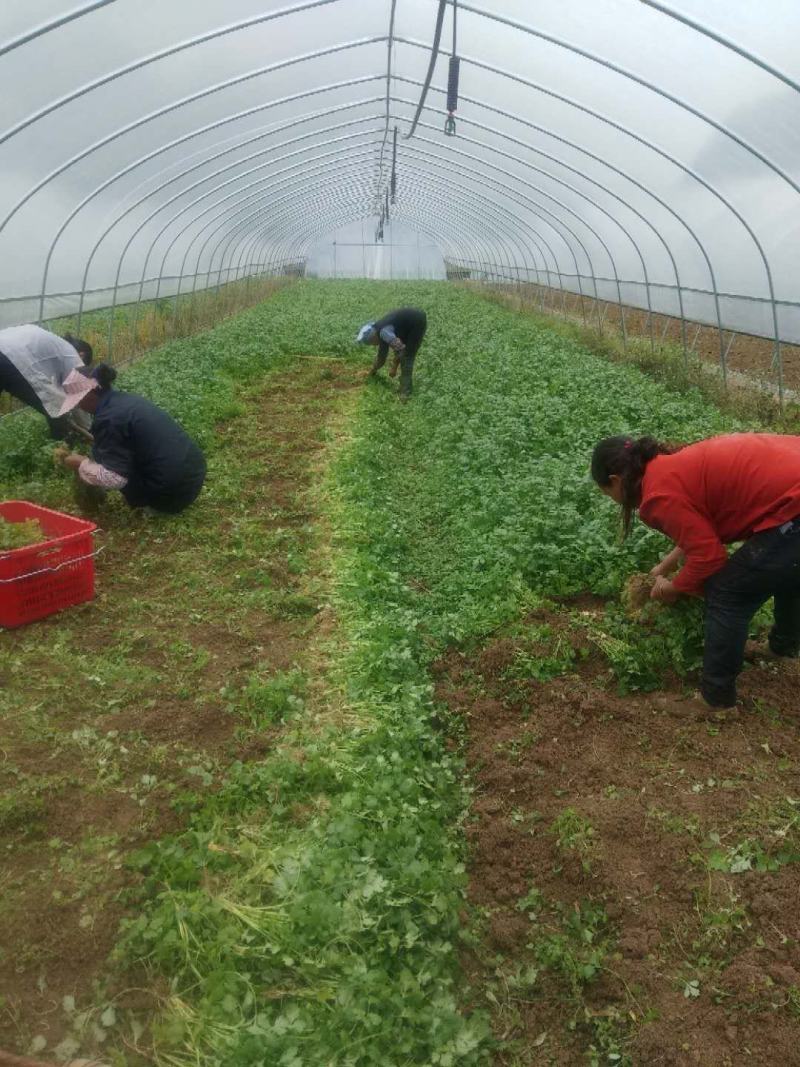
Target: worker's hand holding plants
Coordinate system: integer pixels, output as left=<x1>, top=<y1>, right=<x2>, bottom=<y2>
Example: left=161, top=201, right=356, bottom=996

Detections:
left=650, top=576, right=680, bottom=604
left=55, top=449, right=85, bottom=471
left=649, top=545, right=684, bottom=579
left=52, top=445, right=70, bottom=468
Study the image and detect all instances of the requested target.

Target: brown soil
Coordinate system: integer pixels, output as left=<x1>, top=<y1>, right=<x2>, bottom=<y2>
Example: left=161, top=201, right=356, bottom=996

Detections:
left=0, top=360, right=361, bottom=1058
left=435, top=612, right=800, bottom=1065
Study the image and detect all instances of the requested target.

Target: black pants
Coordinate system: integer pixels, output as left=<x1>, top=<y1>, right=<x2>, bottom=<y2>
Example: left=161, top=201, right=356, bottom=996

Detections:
left=122, top=451, right=207, bottom=515
left=0, top=351, right=69, bottom=439
left=702, top=518, right=800, bottom=706
left=372, top=326, right=426, bottom=397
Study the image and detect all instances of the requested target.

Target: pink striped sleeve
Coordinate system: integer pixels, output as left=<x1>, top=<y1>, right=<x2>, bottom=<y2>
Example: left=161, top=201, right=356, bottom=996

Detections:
left=78, top=458, right=128, bottom=490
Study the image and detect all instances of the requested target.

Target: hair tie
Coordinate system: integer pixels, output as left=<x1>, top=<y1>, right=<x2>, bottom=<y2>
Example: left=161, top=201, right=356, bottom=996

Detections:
left=623, top=440, right=632, bottom=450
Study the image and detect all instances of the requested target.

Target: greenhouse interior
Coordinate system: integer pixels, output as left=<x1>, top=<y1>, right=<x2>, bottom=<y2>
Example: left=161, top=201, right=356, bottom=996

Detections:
left=1, top=2, right=800, bottom=1065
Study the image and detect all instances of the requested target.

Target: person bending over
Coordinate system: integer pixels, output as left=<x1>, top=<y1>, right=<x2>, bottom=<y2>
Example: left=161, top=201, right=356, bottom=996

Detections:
left=0, top=324, right=93, bottom=438
left=356, top=306, right=427, bottom=400
left=591, top=432, right=800, bottom=710
left=55, top=363, right=206, bottom=515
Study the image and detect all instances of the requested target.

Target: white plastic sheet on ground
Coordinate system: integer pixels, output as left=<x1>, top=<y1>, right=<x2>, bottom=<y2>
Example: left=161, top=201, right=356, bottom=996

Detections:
left=0, top=1, right=797, bottom=341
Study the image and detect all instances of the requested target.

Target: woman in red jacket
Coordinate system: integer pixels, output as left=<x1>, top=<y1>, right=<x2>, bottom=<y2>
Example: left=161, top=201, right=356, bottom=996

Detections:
left=591, top=433, right=800, bottom=709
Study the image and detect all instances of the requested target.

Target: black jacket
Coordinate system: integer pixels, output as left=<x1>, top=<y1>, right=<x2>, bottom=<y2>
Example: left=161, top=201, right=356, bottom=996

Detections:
left=373, top=307, right=427, bottom=357
left=91, top=391, right=206, bottom=513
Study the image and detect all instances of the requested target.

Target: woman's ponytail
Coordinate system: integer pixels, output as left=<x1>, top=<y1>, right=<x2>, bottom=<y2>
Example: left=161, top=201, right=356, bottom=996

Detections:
left=91, top=363, right=118, bottom=391
left=591, top=434, right=679, bottom=535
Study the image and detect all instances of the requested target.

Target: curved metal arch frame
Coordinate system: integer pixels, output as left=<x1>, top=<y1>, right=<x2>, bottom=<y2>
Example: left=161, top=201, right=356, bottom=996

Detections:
left=438, top=4, right=788, bottom=387
left=234, top=175, right=501, bottom=290
left=41, top=49, right=738, bottom=373
left=249, top=202, right=479, bottom=289
left=0, top=0, right=347, bottom=151
left=393, top=45, right=767, bottom=377
left=87, top=97, right=652, bottom=347
left=65, top=86, right=576, bottom=328
left=169, top=133, right=558, bottom=290
left=153, top=143, right=576, bottom=323
left=166, top=159, right=536, bottom=313
left=251, top=184, right=535, bottom=292
left=107, top=125, right=569, bottom=323
left=639, top=1, right=800, bottom=96
left=102, top=128, right=386, bottom=346
left=69, top=103, right=386, bottom=328
left=223, top=171, right=569, bottom=320
left=248, top=196, right=498, bottom=288
left=197, top=155, right=537, bottom=291
left=398, top=75, right=697, bottom=355
left=0, top=1, right=120, bottom=59
left=389, top=35, right=781, bottom=382
left=1, top=2, right=792, bottom=393
left=127, top=157, right=522, bottom=343
left=58, top=85, right=389, bottom=325
left=260, top=209, right=459, bottom=288
left=230, top=163, right=536, bottom=280
left=63, top=64, right=671, bottom=312
left=22, top=31, right=746, bottom=349
left=0, top=35, right=387, bottom=239
left=404, top=120, right=648, bottom=350
left=19, top=17, right=782, bottom=300
left=451, top=2, right=800, bottom=202
left=119, top=112, right=387, bottom=336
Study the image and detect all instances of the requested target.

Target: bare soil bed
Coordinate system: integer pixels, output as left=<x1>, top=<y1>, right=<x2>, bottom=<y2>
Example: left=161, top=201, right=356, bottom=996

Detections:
left=435, top=609, right=800, bottom=1065
left=0, top=360, right=361, bottom=1059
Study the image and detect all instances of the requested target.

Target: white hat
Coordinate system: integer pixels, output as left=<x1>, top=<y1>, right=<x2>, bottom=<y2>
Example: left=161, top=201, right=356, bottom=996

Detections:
left=57, top=368, right=98, bottom=416
left=356, top=322, right=376, bottom=343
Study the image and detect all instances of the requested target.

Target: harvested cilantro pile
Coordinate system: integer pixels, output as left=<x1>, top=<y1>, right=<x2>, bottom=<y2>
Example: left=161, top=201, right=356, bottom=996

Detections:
left=0, top=515, right=45, bottom=550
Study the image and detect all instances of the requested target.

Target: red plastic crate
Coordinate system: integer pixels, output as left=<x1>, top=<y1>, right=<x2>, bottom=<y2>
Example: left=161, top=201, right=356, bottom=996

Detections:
left=0, top=501, right=98, bottom=628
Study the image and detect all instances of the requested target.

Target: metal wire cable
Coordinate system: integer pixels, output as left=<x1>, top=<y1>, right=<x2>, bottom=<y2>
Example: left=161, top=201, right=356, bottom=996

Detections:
left=376, top=0, right=398, bottom=194
left=404, top=0, right=447, bottom=138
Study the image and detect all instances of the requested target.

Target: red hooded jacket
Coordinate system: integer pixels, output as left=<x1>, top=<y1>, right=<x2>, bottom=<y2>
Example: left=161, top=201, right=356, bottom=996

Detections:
left=639, top=433, right=800, bottom=596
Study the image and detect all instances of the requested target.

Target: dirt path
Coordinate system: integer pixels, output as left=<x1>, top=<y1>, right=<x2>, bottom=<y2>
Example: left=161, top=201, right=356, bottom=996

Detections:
left=0, top=359, right=362, bottom=1058
left=436, top=606, right=800, bottom=1065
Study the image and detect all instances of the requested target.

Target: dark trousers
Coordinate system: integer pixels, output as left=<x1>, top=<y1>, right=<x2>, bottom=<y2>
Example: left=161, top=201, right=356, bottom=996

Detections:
left=372, top=329, right=426, bottom=397
left=0, top=352, right=69, bottom=439
left=702, top=518, right=800, bottom=706
left=122, top=451, right=207, bottom=514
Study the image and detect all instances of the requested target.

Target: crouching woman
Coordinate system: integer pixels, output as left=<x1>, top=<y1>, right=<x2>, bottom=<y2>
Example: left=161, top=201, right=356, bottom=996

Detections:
left=57, top=364, right=206, bottom=514
left=591, top=433, right=800, bottom=710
